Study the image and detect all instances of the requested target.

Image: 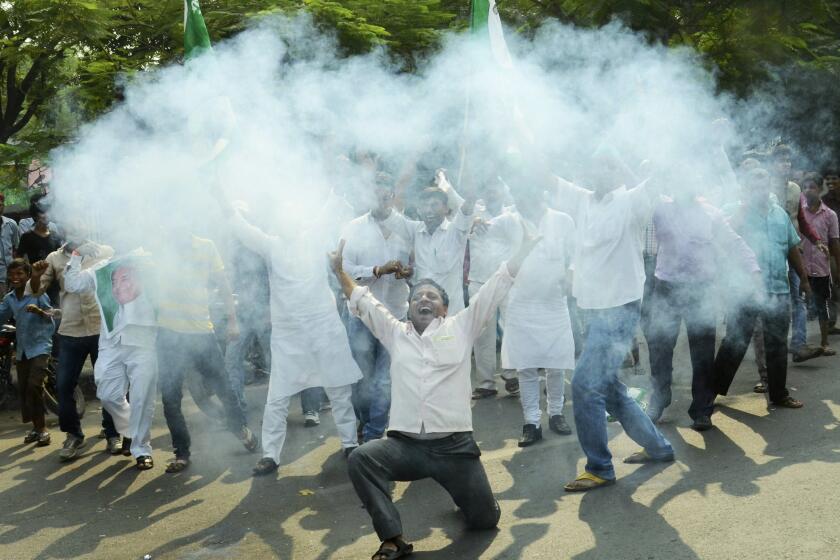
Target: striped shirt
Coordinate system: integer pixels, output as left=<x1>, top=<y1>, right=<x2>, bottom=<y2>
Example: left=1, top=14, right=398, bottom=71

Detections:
left=157, top=236, right=225, bottom=333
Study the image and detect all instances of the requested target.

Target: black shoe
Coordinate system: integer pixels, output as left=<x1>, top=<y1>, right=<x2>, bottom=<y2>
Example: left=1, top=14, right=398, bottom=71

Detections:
left=548, top=415, right=572, bottom=435
left=59, top=435, right=86, bottom=461
left=343, top=446, right=358, bottom=459
left=121, top=437, right=132, bottom=456
left=252, top=457, right=279, bottom=476
left=517, top=424, right=542, bottom=447
left=690, top=415, right=713, bottom=432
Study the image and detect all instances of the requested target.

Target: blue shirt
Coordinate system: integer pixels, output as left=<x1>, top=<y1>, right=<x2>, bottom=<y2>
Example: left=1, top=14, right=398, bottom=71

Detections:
left=0, top=291, right=55, bottom=360
left=724, top=201, right=800, bottom=295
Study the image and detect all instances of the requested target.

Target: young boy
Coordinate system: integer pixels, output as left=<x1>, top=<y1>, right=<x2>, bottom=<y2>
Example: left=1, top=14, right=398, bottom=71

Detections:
left=0, top=259, right=57, bottom=446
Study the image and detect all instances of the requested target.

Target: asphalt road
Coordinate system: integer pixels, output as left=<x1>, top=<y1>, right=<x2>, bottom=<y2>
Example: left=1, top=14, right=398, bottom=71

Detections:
left=1, top=328, right=838, bottom=560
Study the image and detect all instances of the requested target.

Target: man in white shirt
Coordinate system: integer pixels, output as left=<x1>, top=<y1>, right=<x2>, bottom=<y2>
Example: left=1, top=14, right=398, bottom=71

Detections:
left=64, top=247, right=159, bottom=471
left=382, top=172, right=475, bottom=314
left=550, top=156, right=674, bottom=492
left=341, top=173, right=411, bottom=442
left=468, top=178, right=520, bottom=399
left=331, top=226, right=539, bottom=560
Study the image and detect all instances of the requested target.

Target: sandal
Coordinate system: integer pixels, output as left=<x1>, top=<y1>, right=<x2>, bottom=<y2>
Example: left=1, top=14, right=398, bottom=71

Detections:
left=623, top=449, right=675, bottom=464
left=772, top=396, right=804, bottom=409
left=371, top=538, right=413, bottom=560
left=821, top=346, right=836, bottom=356
left=471, top=388, right=497, bottom=400
left=240, top=427, right=259, bottom=453
left=504, top=377, right=520, bottom=396
left=252, top=457, right=279, bottom=476
left=563, top=472, right=615, bottom=492
left=136, top=456, right=154, bottom=470
left=165, top=457, right=190, bottom=473
left=753, top=381, right=767, bottom=394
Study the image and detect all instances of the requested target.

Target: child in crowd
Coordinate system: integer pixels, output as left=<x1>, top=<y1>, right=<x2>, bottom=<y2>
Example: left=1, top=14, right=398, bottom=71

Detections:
left=0, top=259, right=57, bottom=446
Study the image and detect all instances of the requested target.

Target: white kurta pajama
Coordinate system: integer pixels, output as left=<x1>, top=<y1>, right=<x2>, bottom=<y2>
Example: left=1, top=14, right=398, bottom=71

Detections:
left=63, top=253, right=159, bottom=459
left=228, top=213, right=362, bottom=463
left=487, top=209, right=576, bottom=426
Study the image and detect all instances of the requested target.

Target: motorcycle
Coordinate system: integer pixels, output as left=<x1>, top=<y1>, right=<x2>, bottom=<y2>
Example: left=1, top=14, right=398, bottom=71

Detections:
left=0, top=324, right=85, bottom=418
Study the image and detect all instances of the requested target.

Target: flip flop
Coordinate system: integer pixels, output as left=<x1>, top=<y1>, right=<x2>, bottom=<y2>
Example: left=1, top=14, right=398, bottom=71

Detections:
left=821, top=347, right=836, bottom=356
left=564, top=472, right=616, bottom=492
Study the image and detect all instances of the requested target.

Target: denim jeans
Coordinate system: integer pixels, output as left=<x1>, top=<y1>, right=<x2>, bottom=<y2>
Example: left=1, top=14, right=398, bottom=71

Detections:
left=56, top=334, right=117, bottom=439
left=789, top=269, right=807, bottom=351
left=158, top=330, right=247, bottom=459
left=300, top=387, right=326, bottom=414
left=348, top=316, right=391, bottom=442
left=572, top=301, right=674, bottom=480
left=225, top=310, right=271, bottom=420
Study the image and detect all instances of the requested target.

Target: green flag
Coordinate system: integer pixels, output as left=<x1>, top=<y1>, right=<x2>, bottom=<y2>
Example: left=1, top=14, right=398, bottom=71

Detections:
left=184, top=0, right=212, bottom=59
left=469, top=0, right=511, bottom=68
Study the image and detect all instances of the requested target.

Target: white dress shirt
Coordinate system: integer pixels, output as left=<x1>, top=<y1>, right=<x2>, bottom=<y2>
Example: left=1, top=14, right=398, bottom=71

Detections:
left=551, top=179, right=654, bottom=310
left=383, top=209, right=473, bottom=314
left=340, top=212, right=410, bottom=319
left=349, top=263, right=515, bottom=434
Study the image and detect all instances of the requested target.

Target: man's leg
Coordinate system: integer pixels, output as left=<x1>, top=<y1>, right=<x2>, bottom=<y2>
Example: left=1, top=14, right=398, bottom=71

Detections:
left=323, top=384, right=359, bottom=449
left=684, top=288, right=718, bottom=422
left=752, top=318, right=768, bottom=386
left=572, top=303, right=639, bottom=480
left=347, top=436, right=431, bottom=542
left=646, top=281, right=681, bottom=420
left=261, top=373, right=293, bottom=464
left=348, top=316, right=376, bottom=440
left=789, top=269, right=807, bottom=353
left=22, top=356, right=49, bottom=433
left=157, top=332, right=191, bottom=459
left=517, top=368, right=542, bottom=426
left=470, top=281, right=498, bottom=392
left=224, top=326, right=252, bottom=419
left=365, top=339, right=392, bottom=441
left=545, top=369, right=567, bottom=417
left=56, top=335, right=90, bottom=439
left=94, top=343, right=131, bottom=437
left=713, top=300, right=759, bottom=396
left=123, top=346, right=158, bottom=458
left=86, top=336, right=119, bottom=439
left=763, top=295, right=794, bottom=405
left=300, top=387, right=323, bottom=414
left=430, top=434, right=500, bottom=530
left=194, top=334, right=248, bottom=432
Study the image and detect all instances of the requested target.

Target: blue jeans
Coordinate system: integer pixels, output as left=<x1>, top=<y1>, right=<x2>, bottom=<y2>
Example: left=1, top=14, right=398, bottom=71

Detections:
left=225, top=311, right=271, bottom=420
left=572, top=301, right=673, bottom=480
left=348, top=316, right=391, bottom=441
left=301, top=387, right=326, bottom=414
left=56, top=334, right=118, bottom=439
left=789, top=269, right=807, bottom=351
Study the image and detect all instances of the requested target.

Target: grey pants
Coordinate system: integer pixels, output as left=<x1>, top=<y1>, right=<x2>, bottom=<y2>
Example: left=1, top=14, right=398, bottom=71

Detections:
left=347, top=432, right=501, bottom=540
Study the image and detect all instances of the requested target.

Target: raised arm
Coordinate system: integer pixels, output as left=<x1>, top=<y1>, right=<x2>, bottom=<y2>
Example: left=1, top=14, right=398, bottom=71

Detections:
left=29, top=259, right=55, bottom=296
left=212, top=185, right=273, bottom=257
left=712, top=210, right=760, bottom=274
left=330, top=240, right=400, bottom=349
left=382, top=209, right=419, bottom=245
left=63, top=254, right=97, bottom=294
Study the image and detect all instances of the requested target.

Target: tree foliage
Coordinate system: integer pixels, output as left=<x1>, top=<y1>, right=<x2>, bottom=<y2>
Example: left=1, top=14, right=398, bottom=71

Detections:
left=3, top=0, right=840, bottom=189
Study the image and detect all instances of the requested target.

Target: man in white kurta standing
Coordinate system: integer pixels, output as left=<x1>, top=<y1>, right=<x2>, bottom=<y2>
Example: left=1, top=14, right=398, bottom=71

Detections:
left=550, top=154, right=674, bottom=492
left=341, top=173, right=411, bottom=443
left=213, top=189, right=362, bottom=476
left=383, top=171, right=475, bottom=314
left=468, top=178, right=520, bottom=399
left=64, top=247, right=159, bottom=470
left=331, top=223, right=540, bottom=560
left=481, top=180, right=576, bottom=445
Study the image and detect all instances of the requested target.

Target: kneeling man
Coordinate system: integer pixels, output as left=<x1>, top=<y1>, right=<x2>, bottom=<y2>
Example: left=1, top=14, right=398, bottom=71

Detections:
left=330, top=228, right=538, bottom=560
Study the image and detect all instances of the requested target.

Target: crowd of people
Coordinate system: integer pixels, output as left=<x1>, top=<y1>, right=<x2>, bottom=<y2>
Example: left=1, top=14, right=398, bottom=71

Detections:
left=2, top=140, right=839, bottom=560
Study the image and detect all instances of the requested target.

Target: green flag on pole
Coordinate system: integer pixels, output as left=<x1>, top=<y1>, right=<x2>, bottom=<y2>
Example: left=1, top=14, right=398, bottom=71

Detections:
left=469, top=0, right=512, bottom=68
left=184, top=0, right=212, bottom=59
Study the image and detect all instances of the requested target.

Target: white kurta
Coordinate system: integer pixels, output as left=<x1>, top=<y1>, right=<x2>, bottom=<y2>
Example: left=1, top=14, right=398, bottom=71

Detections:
left=488, top=209, right=576, bottom=371
left=229, top=213, right=362, bottom=397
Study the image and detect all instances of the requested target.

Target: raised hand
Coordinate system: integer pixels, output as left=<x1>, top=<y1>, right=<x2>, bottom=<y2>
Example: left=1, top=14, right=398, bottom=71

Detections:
left=329, top=239, right=346, bottom=275
left=31, top=260, right=49, bottom=278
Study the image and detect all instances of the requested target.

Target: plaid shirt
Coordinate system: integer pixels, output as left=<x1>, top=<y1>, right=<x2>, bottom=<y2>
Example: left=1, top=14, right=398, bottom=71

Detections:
left=644, top=218, right=658, bottom=256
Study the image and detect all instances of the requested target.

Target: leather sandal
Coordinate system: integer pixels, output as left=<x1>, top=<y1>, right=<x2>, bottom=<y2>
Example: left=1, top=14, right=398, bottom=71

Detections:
left=136, top=456, right=154, bottom=470
left=371, top=538, right=413, bottom=560
left=165, top=457, right=190, bottom=473
left=772, top=396, right=803, bottom=409
left=564, top=472, right=615, bottom=492
left=252, top=457, right=279, bottom=476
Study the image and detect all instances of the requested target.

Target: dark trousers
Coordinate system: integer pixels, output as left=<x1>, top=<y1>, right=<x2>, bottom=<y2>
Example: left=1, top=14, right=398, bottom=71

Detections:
left=17, top=354, right=49, bottom=430
left=714, top=294, right=790, bottom=404
left=640, top=254, right=658, bottom=344
left=647, top=281, right=717, bottom=419
left=56, top=334, right=118, bottom=439
left=300, top=387, right=325, bottom=414
left=347, top=432, right=500, bottom=541
left=158, top=330, right=246, bottom=459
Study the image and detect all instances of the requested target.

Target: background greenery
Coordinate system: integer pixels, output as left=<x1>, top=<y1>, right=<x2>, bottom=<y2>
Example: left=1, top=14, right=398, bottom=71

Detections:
left=3, top=0, right=839, bottom=196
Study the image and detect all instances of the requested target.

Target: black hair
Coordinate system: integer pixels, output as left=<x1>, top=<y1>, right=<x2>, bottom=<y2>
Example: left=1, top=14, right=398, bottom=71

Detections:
left=419, top=186, right=448, bottom=206
left=771, top=144, right=794, bottom=160
left=7, top=258, right=31, bottom=277
left=801, top=172, right=824, bottom=191
left=28, top=200, right=46, bottom=220
left=408, top=278, right=449, bottom=308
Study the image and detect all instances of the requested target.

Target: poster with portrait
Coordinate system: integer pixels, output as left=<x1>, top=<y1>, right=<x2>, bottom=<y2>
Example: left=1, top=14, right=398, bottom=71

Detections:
left=92, top=253, right=157, bottom=336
